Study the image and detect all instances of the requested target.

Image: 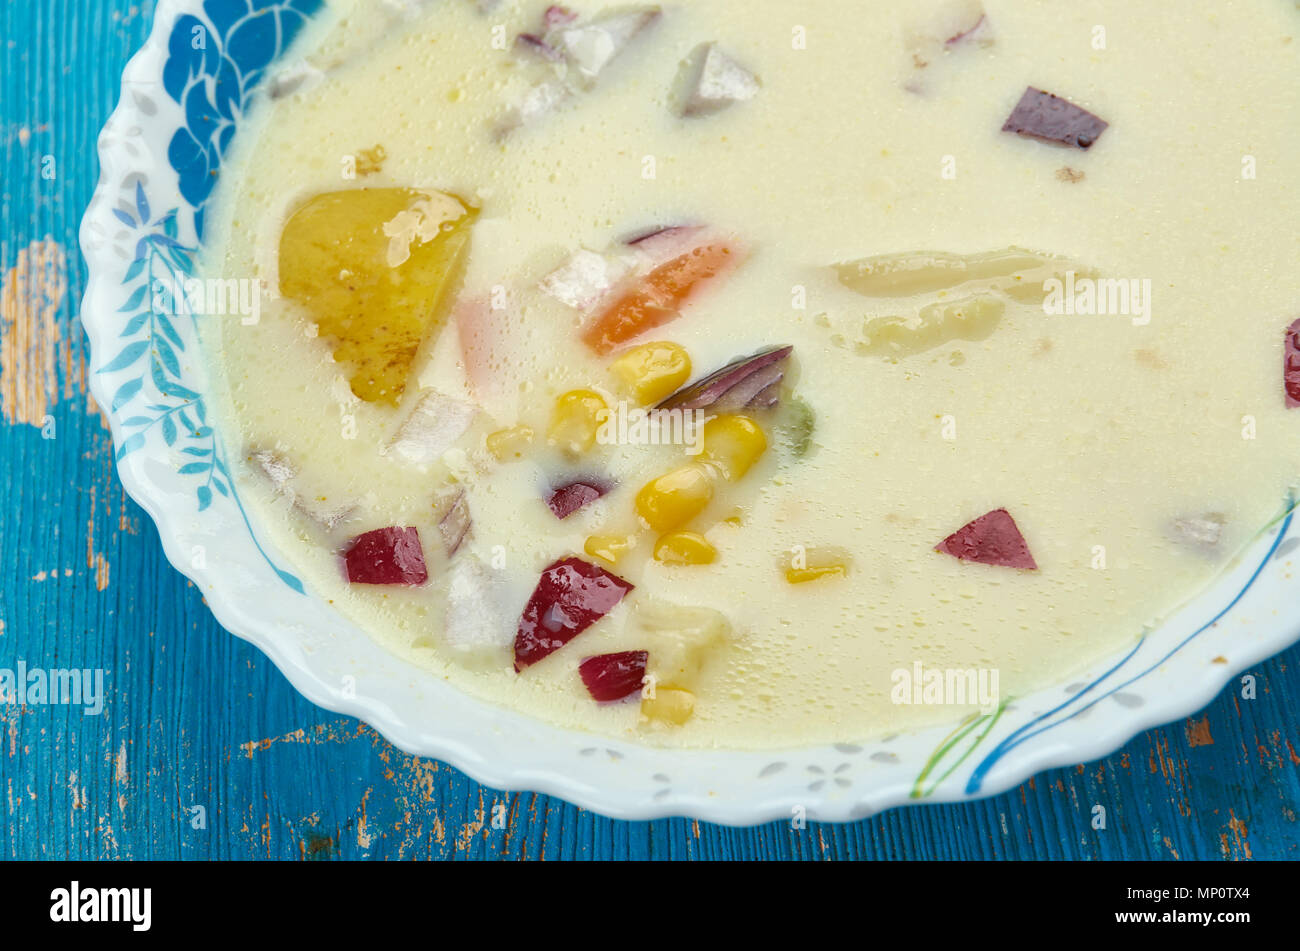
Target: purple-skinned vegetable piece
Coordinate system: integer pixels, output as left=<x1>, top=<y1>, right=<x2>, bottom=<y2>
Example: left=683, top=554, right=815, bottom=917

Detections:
left=657, top=345, right=793, bottom=412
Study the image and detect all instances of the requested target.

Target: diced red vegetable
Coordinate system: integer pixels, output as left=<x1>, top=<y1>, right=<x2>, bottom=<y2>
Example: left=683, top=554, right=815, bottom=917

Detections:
left=1285, top=318, right=1300, bottom=408
left=935, top=509, right=1037, bottom=569
left=581, top=241, right=745, bottom=354
left=514, top=557, right=634, bottom=670
left=1002, top=87, right=1108, bottom=150
left=657, top=345, right=793, bottom=411
left=546, top=481, right=608, bottom=519
left=579, top=650, right=648, bottom=702
left=344, top=527, right=429, bottom=585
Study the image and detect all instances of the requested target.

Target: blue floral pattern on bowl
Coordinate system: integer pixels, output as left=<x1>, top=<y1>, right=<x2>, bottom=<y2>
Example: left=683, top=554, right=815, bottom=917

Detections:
left=95, top=0, right=319, bottom=591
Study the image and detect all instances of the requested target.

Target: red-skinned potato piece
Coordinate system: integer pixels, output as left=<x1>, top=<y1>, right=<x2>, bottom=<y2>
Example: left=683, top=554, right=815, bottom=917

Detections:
left=546, top=481, right=607, bottom=519
left=579, top=650, right=648, bottom=702
left=1002, top=87, right=1108, bottom=150
left=935, top=508, right=1037, bottom=569
left=345, top=527, right=429, bottom=585
left=1285, top=318, right=1300, bottom=408
left=514, top=557, right=634, bottom=671
left=657, top=346, right=792, bottom=412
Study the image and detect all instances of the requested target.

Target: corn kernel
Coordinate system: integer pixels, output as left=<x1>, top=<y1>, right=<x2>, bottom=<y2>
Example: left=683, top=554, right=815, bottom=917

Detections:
left=486, top=424, right=534, bottom=461
left=610, top=341, right=692, bottom=405
left=635, top=465, right=714, bottom=533
left=700, top=414, right=767, bottom=481
left=653, top=531, right=718, bottom=565
left=547, top=389, right=607, bottom=455
left=585, top=533, right=635, bottom=566
left=641, top=686, right=696, bottom=725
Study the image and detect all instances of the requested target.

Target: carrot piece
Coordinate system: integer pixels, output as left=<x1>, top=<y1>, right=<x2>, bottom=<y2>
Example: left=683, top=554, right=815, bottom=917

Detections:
left=581, top=242, right=743, bottom=354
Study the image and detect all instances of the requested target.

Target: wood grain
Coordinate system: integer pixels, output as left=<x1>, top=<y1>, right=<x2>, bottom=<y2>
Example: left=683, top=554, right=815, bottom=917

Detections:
left=0, top=0, right=1296, bottom=860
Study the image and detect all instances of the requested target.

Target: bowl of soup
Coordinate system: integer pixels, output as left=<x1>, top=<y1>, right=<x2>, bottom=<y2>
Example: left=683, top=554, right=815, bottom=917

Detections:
left=80, top=0, right=1300, bottom=822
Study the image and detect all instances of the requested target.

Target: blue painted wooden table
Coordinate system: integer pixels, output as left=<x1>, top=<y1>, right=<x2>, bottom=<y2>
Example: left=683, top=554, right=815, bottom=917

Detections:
left=1, top=0, right=1297, bottom=861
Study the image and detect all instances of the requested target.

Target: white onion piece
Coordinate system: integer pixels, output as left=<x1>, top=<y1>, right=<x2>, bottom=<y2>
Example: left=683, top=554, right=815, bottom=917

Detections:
left=496, top=79, right=570, bottom=138
left=444, top=555, right=514, bottom=655
left=1171, top=514, right=1226, bottom=550
left=248, top=448, right=355, bottom=530
left=681, top=43, right=759, bottom=117
left=385, top=390, right=477, bottom=465
left=555, top=7, right=661, bottom=87
left=538, top=249, right=631, bottom=311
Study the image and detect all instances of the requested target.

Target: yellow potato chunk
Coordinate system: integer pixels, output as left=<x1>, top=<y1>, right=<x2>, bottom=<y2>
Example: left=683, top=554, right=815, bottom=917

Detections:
left=635, top=465, right=714, bottom=533
left=610, top=341, right=692, bottom=405
left=279, top=188, right=476, bottom=405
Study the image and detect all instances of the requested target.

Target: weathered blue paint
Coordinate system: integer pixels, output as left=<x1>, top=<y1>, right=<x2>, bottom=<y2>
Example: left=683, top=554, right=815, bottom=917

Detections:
left=0, top=0, right=1296, bottom=860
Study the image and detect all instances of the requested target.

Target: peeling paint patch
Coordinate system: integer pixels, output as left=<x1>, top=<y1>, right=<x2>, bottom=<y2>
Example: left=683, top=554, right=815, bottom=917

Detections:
left=1222, top=810, right=1252, bottom=860
left=1186, top=716, right=1214, bottom=748
left=356, top=787, right=374, bottom=850
left=85, top=485, right=111, bottom=592
left=0, top=239, right=70, bottom=426
left=455, top=815, right=484, bottom=851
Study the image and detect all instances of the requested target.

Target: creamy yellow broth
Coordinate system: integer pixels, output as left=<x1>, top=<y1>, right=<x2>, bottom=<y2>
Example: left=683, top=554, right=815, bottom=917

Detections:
left=202, top=0, right=1300, bottom=748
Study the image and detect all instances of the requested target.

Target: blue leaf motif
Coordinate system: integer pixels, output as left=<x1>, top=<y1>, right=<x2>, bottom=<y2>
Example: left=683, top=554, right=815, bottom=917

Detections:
left=113, top=209, right=136, bottom=228
left=111, top=377, right=144, bottom=411
left=153, top=337, right=183, bottom=380
left=162, top=415, right=178, bottom=446
left=184, top=82, right=221, bottom=155
left=116, top=432, right=146, bottom=460
left=226, top=8, right=281, bottom=75
left=167, top=127, right=212, bottom=208
left=214, top=58, right=243, bottom=120
left=205, top=0, right=252, bottom=39
left=100, top=340, right=149, bottom=373
left=158, top=312, right=185, bottom=350
left=178, top=462, right=210, bottom=475
left=118, top=285, right=148, bottom=313
left=197, top=484, right=213, bottom=511
left=163, top=15, right=220, bottom=100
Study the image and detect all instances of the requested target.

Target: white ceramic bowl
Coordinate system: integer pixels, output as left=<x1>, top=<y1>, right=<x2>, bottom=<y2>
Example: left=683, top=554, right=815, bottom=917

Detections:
left=80, top=0, right=1300, bottom=824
